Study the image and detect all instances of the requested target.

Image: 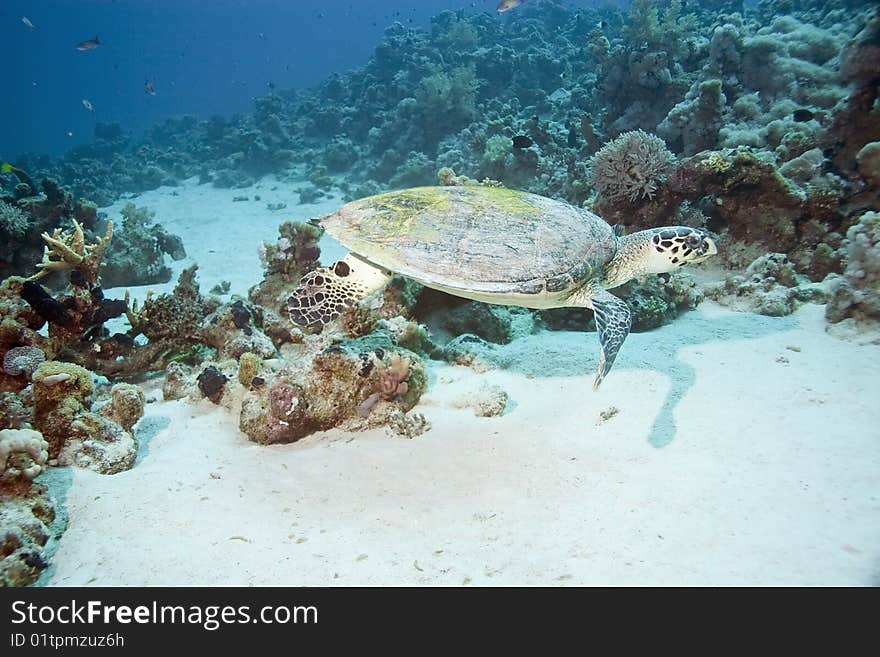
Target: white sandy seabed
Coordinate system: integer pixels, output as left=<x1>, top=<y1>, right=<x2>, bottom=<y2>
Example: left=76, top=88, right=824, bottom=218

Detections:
left=37, top=178, right=880, bottom=586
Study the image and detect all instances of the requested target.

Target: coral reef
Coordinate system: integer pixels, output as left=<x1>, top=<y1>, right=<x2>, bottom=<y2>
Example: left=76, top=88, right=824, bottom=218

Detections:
left=31, top=360, right=141, bottom=474
left=707, top=253, right=826, bottom=316
left=0, top=428, right=57, bottom=587
left=123, top=265, right=221, bottom=373
left=1, top=177, right=101, bottom=284
left=819, top=8, right=880, bottom=207
left=238, top=336, right=428, bottom=444
left=99, top=383, right=145, bottom=432
left=0, top=0, right=876, bottom=471
left=826, top=212, right=880, bottom=325
left=250, top=220, right=322, bottom=311
left=0, top=474, right=57, bottom=587
left=101, top=203, right=186, bottom=288
left=2, top=1, right=869, bottom=225
left=386, top=409, right=430, bottom=439
left=29, top=219, right=112, bottom=286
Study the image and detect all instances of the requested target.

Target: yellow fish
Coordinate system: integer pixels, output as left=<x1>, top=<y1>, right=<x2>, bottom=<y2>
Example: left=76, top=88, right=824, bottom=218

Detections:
left=1, top=162, right=36, bottom=193
left=1, top=162, right=24, bottom=175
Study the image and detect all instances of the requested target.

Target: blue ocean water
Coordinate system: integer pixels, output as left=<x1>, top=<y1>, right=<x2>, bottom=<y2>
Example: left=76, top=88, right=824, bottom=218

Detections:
left=2, top=0, right=624, bottom=159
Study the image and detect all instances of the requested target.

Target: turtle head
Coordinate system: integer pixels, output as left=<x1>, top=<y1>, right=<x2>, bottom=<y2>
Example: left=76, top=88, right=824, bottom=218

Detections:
left=643, top=227, right=717, bottom=272
left=604, top=226, right=717, bottom=288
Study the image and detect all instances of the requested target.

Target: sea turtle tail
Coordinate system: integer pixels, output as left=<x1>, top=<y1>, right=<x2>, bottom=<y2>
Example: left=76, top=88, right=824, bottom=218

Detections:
left=588, top=282, right=632, bottom=390
left=287, top=254, right=390, bottom=329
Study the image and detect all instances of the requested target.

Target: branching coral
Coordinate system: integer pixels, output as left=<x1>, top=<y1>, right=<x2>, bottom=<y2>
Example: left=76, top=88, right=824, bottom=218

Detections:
left=29, top=219, right=113, bottom=287
left=589, top=130, right=676, bottom=203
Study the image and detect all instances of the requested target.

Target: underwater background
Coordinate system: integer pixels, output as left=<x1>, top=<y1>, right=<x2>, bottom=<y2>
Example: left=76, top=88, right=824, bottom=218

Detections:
left=1, top=0, right=879, bottom=587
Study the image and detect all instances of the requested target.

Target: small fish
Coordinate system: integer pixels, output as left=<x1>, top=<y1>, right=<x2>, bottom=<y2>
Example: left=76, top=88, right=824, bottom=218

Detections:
left=145, top=79, right=156, bottom=95
left=267, top=81, right=275, bottom=90
left=82, top=99, right=94, bottom=112
left=67, top=130, right=74, bottom=137
left=511, top=135, right=533, bottom=149
left=22, top=16, right=37, bottom=30
left=497, top=0, right=524, bottom=12
left=792, top=108, right=814, bottom=122
left=76, top=36, right=100, bottom=51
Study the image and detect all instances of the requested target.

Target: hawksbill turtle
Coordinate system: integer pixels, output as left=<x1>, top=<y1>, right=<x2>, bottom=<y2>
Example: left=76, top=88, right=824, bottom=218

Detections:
left=287, top=185, right=717, bottom=388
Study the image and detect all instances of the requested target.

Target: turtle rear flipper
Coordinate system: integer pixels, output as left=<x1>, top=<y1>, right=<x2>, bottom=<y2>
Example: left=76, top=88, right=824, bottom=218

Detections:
left=287, top=253, right=390, bottom=329
left=588, top=282, right=632, bottom=390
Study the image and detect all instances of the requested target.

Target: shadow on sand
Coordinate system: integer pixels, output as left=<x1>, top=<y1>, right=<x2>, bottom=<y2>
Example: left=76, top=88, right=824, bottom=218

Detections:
left=447, top=305, right=800, bottom=448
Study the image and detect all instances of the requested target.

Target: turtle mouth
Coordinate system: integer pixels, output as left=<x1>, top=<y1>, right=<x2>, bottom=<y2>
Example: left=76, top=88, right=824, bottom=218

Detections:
left=689, top=237, right=718, bottom=263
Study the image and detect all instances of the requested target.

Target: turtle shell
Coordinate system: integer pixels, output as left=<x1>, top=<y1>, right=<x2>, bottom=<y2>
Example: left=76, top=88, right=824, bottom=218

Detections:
left=320, top=185, right=617, bottom=295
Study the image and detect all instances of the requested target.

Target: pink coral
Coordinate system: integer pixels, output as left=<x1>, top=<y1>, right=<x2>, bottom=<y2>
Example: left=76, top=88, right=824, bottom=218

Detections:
left=377, top=353, right=410, bottom=401
left=357, top=353, right=410, bottom=418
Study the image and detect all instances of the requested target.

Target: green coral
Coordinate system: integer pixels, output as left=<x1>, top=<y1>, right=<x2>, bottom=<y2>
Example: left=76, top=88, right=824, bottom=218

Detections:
left=415, top=64, right=480, bottom=123
left=626, top=0, right=697, bottom=57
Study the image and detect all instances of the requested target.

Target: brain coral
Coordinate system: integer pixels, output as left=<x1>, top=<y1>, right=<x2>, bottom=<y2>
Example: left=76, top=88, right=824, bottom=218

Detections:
left=588, top=129, right=675, bottom=203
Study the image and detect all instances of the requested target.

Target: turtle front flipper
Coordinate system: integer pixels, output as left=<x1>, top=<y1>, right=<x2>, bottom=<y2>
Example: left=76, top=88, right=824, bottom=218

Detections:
left=588, top=282, right=632, bottom=390
left=287, top=253, right=391, bottom=329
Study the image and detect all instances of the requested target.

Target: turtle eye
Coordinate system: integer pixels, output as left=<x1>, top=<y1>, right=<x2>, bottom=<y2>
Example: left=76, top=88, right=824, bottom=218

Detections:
left=685, top=234, right=701, bottom=248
